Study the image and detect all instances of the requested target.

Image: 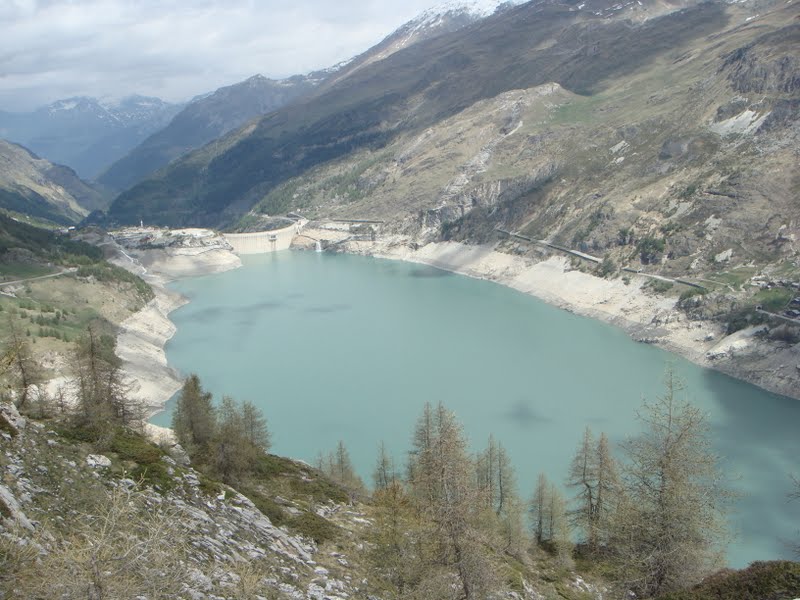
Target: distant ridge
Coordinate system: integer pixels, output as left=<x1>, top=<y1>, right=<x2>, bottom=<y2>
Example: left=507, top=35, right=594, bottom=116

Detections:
left=97, top=75, right=320, bottom=193
left=0, top=139, right=107, bottom=225
left=0, top=96, right=182, bottom=179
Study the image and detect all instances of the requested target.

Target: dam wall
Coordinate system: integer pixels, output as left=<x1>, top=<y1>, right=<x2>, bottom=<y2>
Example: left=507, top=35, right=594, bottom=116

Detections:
left=224, top=220, right=306, bottom=255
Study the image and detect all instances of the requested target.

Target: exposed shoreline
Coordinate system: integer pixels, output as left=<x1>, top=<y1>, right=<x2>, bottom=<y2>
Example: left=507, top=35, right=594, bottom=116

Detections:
left=112, top=228, right=798, bottom=425
left=110, top=235, right=242, bottom=422
left=303, top=229, right=800, bottom=402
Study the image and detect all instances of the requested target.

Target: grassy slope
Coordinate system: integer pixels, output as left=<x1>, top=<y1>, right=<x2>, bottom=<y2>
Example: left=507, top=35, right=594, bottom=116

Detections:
left=0, top=140, right=108, bottom=226
left=0, top=214, right=153, bottom=375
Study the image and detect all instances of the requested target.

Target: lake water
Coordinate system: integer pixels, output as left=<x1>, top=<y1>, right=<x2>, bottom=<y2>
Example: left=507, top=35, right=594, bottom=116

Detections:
left=152, top=250, right=800, bottom=568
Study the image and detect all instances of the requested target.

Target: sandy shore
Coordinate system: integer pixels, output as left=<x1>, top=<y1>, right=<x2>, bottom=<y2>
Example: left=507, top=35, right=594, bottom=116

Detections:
left=112, top=242, right=242, bottom=420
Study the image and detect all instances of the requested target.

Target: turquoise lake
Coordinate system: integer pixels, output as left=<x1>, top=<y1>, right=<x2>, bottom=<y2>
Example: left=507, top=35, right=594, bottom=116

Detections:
left=152, top=250, right=800, bottom=568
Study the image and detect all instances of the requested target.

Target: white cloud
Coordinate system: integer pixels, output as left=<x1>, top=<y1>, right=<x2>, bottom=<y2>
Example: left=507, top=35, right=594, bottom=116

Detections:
left=0, top=0, right=434, bottom=111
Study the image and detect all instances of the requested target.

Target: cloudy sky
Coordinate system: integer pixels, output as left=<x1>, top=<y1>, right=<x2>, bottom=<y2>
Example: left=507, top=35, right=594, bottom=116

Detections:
left=0, top=0, right=439, bottom=111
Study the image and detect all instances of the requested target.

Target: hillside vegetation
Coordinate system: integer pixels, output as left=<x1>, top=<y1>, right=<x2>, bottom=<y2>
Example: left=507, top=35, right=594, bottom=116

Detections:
left=1, top=367, right=798, bottom=599
left=98, top=75, right=321, bottom=192
left=0, top=215, right=153, bottom=388
left=0, top=140, right=108, bottom=226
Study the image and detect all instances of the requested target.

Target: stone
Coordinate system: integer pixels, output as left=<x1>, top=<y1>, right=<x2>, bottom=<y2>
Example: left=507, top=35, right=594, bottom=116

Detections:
left=0, top=484, right=34, bottom=531
left=714, top=248, right=733, bottom=263
left=0, top=402, right=26, bottom=436
left=86, top=454, right=112, bottom=468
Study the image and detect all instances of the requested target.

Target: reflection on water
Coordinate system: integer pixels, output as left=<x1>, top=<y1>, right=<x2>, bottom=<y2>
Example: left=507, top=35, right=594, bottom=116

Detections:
left=409, top=266, right=454, bottom=278
left=153, top=250, right=800, bottom=568
left=701, top=369, right=800, bottom=561
left=304, top=304, right=352, bottom=314
left=504, top=400, right=553, bottom=426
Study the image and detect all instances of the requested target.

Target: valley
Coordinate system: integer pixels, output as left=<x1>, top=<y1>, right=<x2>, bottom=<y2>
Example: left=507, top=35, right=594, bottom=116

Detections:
left=0, top=0, right=798, bottom=596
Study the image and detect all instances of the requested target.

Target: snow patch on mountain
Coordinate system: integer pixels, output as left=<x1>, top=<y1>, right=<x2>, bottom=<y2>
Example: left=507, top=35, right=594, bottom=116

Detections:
left=39, top=95, right=178, bottom=128
left=408, top=0, right=524, bottom=31
left=352, top=0, right=526, bottom=70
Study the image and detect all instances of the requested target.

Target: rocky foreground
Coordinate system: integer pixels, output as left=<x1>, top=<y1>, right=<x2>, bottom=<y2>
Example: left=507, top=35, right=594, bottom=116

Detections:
left=0, top=399, right=606, bottom=599
left=0, top=401, right=378, bottom=599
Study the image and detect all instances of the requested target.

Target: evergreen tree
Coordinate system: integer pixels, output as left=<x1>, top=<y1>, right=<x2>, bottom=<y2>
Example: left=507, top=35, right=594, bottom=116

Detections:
left=319, top=441, right=365, bottom=492
left=530, top=472, right=549, bottom=544
left=171, top=374, right=216, bottom=458
left=368, top=481, right=424, bottom=595
left=373, top=441, right=396, bottom=490
left=477, top=435, right=524, bottom=556
left=567, top=427, right=597, bottom=546
left=2, top=319, right=43, bottom=410
left=566, top=427, right=620, bottom=552
left=529, top=473, right=571, bottom=557
left=70, top=326, right=138, bottom=428
left=610, top=369, right=729, bottom=596
left=547, top=482, right=573, bottom=565
left=211, top=396, right=261, bottom=484
left=240, top=399, right=271, bottom=451
left=407, top=402, right=497, bottom=599
left=594, top=432, right=620, bottom=546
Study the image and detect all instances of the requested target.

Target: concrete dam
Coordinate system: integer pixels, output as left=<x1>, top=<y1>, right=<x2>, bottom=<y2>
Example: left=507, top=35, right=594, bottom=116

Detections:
left=224, top=220, right=306, bottom=255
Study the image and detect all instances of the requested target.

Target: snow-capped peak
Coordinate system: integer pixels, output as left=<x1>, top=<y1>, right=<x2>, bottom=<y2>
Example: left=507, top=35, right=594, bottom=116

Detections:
left=409, top=0, right=524, bottom=29
left=46, top=97, right=100, bottom=113
left=388, top=0, right=527, bottom=44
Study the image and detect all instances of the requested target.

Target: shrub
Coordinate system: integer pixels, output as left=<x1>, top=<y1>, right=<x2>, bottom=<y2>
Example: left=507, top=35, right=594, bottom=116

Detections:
left=648, top=279, right=674, bottom=294
left=768, top=325, right=800, bottom=345
left=110, top=429, right=163, bottom=465
left=288, top=476, right=349, bottom=504
left=679, top=287, right=708, bottom=302
left=197, top=474, right=223, bottom=497
left=656, top=561, right=800, bottom=600
left=287, top=511, right=339, bottom=544
left=725, top=308, right=769, bottom=334
left=597, top=255, right=616, bottom=278
left=753, top=288, right=792, bottom=312
left=129, top=462, right=174, bottom=492
left=637, top=236, right=666, bottom=264
left=242, top=488, right=288, bottom=527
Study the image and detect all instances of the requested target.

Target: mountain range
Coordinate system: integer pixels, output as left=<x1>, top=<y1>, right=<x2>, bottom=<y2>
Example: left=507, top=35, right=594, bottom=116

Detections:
left=0, top=0, right=536, bottom=223
left=0, top=96, right=182, bottom=180
left=103, top=0, right=797, bottom=291
left=97, top=1, right=526, bottom=193
left=0, top=1, right=528, bottom=194
left=96, top=75, right=322, bottom=192
left=0, top=0, right=797, bottom=291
